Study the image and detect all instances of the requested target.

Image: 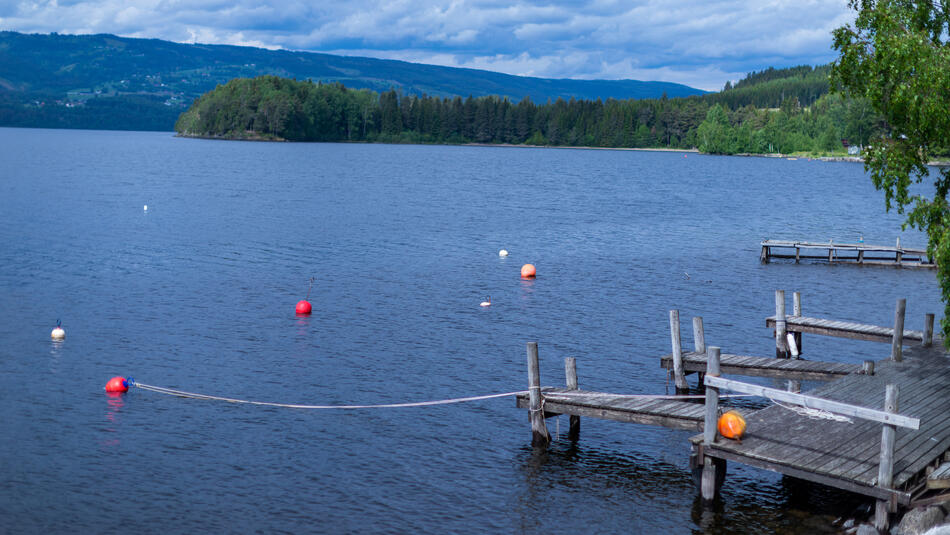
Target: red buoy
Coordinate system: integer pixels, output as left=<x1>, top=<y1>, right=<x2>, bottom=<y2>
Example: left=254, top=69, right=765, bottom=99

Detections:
left=521, top=264, right=536, bottom=278
left=105, top=376, right=129, bottom=393
left=296, top=300, right=312, bottom=315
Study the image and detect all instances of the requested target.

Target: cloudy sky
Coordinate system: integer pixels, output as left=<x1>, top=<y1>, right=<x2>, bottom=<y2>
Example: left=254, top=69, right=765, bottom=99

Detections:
left=0, top=1, right=855, bottom=91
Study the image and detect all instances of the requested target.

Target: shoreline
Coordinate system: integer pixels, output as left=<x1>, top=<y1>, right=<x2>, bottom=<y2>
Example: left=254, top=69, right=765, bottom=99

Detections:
left=175, top=133, right=950, bottom=165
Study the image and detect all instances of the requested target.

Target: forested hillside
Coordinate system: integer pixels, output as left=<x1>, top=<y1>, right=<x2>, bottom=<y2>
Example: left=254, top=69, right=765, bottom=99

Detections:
left=176, top=66, right=888, bottom=155
left=0, top=31, right=705, bottom=131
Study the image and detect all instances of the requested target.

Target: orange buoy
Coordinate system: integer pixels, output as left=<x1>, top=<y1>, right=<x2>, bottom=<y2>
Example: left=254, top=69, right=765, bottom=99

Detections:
left=296, top=300, right=312, bottom=314
left=520, top=264, right=536, bottom=278
left=717, top=410, right=746, bottom=441
left=105, top=376, right=129, bottom=393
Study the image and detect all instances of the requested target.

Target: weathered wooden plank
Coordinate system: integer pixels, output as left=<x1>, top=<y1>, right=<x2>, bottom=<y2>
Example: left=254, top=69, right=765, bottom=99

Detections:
left=766, top=315, right=924, bottom=343
left=704, top=376, right=920, bottom=429
left=704, top=444, right=912, bottom=504
left=928, top=462, right=950, bottom=489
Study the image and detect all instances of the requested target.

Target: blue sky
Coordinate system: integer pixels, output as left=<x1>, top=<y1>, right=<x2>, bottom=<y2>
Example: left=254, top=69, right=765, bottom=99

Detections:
left=0, top=1, right=855, bottom=91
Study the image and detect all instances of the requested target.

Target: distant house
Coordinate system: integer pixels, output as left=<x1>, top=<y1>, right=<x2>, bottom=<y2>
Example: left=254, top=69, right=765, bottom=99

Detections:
left=840, top=138, right=850, bottom=148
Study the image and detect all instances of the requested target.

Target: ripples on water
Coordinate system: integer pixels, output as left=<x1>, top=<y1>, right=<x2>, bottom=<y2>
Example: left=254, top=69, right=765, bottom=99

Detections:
left=0, top=128, right=940, bottom=533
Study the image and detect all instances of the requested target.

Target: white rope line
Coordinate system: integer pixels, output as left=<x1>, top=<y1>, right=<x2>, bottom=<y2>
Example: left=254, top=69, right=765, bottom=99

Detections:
left=769, top=397, right=854, bottom=423
left=134, top=382, right=524, bottom=409
left=132, top=381, right=755, bottom=410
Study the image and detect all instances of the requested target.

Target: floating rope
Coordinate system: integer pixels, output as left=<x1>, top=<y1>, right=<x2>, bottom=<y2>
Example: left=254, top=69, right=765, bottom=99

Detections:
left=133, top=381, right=524, bottom=409
left=769, top=397, right=854, bottom=423
left=130, top=380, right=754, bottom=410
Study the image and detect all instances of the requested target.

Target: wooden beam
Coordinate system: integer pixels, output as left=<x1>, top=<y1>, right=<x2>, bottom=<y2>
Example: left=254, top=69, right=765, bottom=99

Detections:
left=670, top=310, right=689, bottom=391
left=526, top=342, right=550, bottom=448
left=875, top=384, right=899, bottom=531
left=892, top=299, right=906, bottom=362
left=702, top=375, right=920, bottom=429
left=565, top=357, right=580, bottom=440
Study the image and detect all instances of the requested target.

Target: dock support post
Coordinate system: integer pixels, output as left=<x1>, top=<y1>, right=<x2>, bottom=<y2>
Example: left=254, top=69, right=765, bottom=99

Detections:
left=564, top=357, right=580, bottom=441
left=693, top=317, right=706, bottom=386
left=859, top=249, right=865, bottom=263
left=924, top=313, right=935, bottom=347
left=795, top=246, right=800, bottom=263
left=526, top=342, right=550, bottom=449
left=670, top=310, right=689, bottom=392
left=874, top=384, right=899, bottom=532
left=701, top=346, right=722, bottom=502
left=862, top=360, right=875, bottom=376
left=792, top=291, right=803, bottom=354
left=761, top=245, right=769, bottom=263
left=891, top=299, right=906, bottom=362
left=775, top=290, right=788, bottom=358
left=896, top=238, right=902, bottom=265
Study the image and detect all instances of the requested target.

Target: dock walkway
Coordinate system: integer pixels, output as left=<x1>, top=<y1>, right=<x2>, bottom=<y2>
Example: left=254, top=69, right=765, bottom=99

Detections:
left=760, top=239, right=933, bottom=268
left=766, top=315, right=925, bottom=344
left=660, top=351, right=862, bottom=381
left=515, top=388, right=707, bottom=431
left=693, top=343, right=950, bottom=505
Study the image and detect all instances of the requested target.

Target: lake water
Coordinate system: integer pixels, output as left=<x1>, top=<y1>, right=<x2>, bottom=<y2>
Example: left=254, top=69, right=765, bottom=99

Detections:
left=0, top=127, right=942, bottom=534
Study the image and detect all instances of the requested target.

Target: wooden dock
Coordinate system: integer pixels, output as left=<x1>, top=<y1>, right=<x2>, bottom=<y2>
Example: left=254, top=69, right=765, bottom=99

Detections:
left=517, top=295, right=948, bottom=530
left=515, top=387, right=707, bottom=431
left=692, top=343, right=950, bottom=508
left=766, top=315, right=926, bottom=345
left=760, top=239, right=934, bottom=268
left=660, top=351, right=862, bottom=381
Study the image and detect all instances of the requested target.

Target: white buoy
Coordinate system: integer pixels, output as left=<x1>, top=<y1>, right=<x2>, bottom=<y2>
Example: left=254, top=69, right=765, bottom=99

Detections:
left=144, top=204, right=148, bottom=211
left=480, top=297, right=491, bottom=307
left=51, top=326, right=65, bottom=340
left=499, top=249, right=509, bottom=257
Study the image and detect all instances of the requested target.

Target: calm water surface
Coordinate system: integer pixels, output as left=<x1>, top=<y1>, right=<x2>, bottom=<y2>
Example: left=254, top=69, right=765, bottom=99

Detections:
left=0, top=128, right=942, bottom=534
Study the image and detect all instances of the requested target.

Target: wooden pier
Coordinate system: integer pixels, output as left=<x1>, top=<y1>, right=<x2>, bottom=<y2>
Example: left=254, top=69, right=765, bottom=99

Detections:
left=660, top=351, right=862, bottom=381
left=760, top=239, right=934, bottom=268
left=693, top=343, right=947, bottom=514
left=516, top=294, right=949, bottom=530
left=766, top=315, right=926, bottom=345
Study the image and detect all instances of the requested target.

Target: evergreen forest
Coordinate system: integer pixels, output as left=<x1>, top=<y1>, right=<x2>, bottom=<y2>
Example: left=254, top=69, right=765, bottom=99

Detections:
left=175, top=65, right=904, bottom=156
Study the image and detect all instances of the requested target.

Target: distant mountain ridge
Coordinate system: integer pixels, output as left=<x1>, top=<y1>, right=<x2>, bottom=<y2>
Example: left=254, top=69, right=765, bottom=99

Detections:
left=0, top=31, right=707, bottom=131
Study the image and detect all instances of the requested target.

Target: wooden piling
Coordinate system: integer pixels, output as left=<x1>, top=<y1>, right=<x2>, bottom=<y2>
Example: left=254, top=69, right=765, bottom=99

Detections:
left=891, top=299, right=906, bottom=362
left=863, top=360, right=875, bottom=376
left=526, top=342, right=550, bottom=449
left=761, top=245, right=769, bottom=263
left=775, top=290, right=788, bottom=358
left=693, top=317, right=706, bottom=385
left=693, top=317, right=706, bottom=354
left=565, top=357, right=580, bottom=440
left=874, top=384, right=899, bottom=532
left=792, top=291, right=803, bottom=354
left=896, top=238, right=902, bottom=265
left=702, top=346, right=722, bottom=502
left=924, top=313, right=935, bottom=347
left=670, top=310, right=689, bottom=392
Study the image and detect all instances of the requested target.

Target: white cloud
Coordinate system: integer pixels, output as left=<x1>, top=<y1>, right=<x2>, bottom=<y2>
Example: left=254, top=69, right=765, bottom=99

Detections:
left=1, top=0, right=855, bottom=90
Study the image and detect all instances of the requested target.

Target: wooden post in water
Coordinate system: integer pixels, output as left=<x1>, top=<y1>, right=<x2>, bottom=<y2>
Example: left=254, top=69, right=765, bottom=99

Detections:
left=891, top=299, right=906, bottom=362
left=896, top=237, right=902, bottom=265
left=564, top=357, right=580, bottom=441
left=669, top=310, right=689, bottom=392
left=874, top=384, right=899, bottom=532
left=526, top=342, right=550, bottom=449
left=775, top=290, right=788, bottom=358
left=792, top=291, right=803, bottom=354
left=760, top=245, right=769, bottom=263
left=702, top=346, right=722, bottom=502
left=693, top=317, right=706, bottom=354
left=924, top=313, right=935, bottom=347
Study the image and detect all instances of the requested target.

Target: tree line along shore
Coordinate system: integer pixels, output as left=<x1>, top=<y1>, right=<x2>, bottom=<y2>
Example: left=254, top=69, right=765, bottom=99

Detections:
left=173, top=66, right=945, bottom=159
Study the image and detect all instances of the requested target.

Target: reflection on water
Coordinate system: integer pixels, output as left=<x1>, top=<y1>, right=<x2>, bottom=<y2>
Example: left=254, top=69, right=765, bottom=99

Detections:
left=101, top=393, right=124, bottom=448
